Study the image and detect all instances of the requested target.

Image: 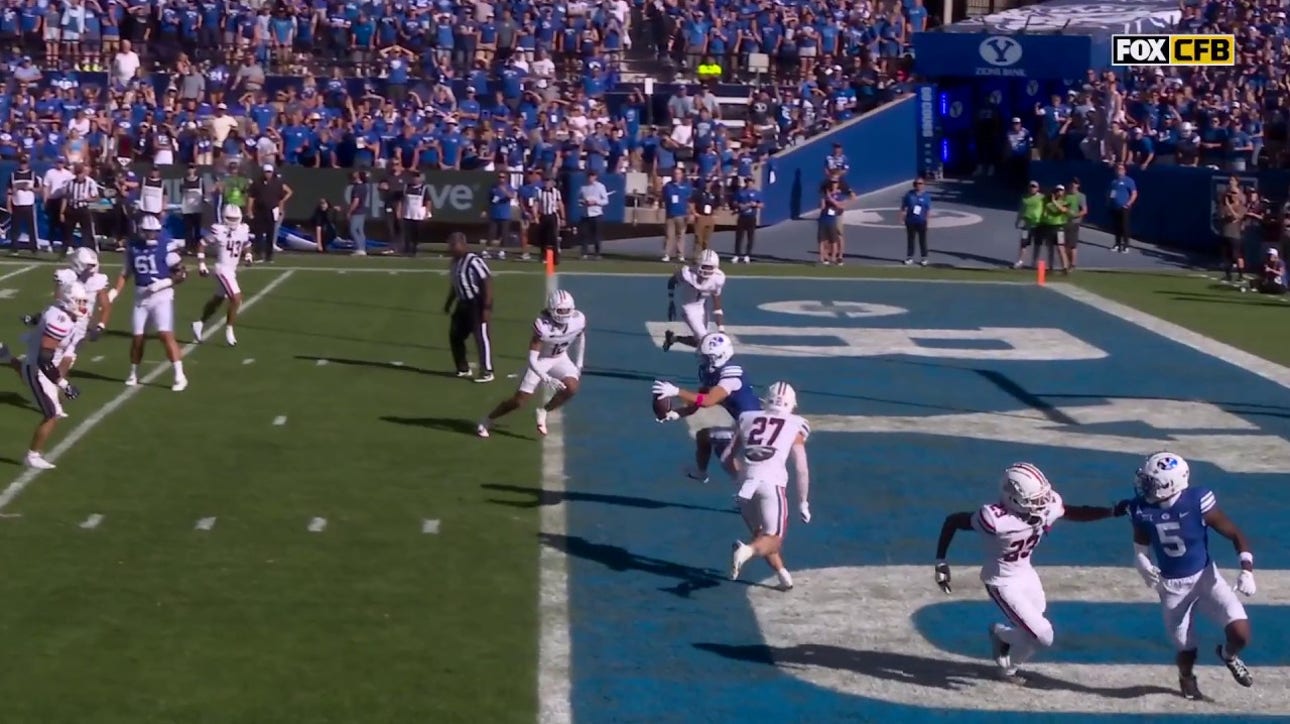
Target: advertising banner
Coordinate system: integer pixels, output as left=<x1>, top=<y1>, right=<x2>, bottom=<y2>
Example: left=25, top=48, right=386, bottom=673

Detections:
left=912, top=32, right=1100, bottom=80
left=915, top=84, right=943, bottom=178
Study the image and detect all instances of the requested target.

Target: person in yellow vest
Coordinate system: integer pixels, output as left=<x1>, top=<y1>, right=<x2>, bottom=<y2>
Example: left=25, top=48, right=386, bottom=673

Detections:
left=696, top=56, right=722, bottom=82
left=1013, top=180, right=1044, bottom=269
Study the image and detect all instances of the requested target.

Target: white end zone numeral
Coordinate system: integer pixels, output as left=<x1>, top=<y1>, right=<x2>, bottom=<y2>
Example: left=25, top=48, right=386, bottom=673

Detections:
left=644, top=323, right=1107, bottom=362
left=745, top=565, right=1290, bottom=715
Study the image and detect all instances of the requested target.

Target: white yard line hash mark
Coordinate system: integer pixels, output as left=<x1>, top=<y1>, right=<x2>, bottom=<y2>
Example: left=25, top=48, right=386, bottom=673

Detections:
left=421, top=519, right=441, bottom=535
left=307, top=517, right=327, bottom=533
left=195, top=517, right=217, bottom=531
left=390, top=361, right=404, bottom=367
left=315, top=359, right=329, bottom=366
left=91, top=356, right=105, bottom=363
left=273, top=416, right=287, bottom=426
left=79, top=514, right=103, bottom=530
left=242, top=358, right=255, bottom=365
left=0, top=265, right=37, bottom=282
left=0, top=270, right=297, bottom=513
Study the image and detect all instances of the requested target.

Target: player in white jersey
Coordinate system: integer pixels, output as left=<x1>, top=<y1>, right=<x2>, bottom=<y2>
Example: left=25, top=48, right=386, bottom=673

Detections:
left=3, top=248, right=114, bottom=379
left=933, top=463, right=1129, bottom=684
left=727, top=382, right=812, bottom=591
left=110, top=213, right=189, bottom=391
left=18, top=282, right=87, bottom=470
left=477, top=289, right=586, bottom=438
left=191, top=205, right=251, bottom=347
left=662, top=250, right=727, bottom=352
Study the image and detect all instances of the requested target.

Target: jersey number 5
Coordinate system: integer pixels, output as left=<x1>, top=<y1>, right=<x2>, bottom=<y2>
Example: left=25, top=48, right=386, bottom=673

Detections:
left=1155, top=521, right=1188, bottom=557
left=1002, top=532, right=1040, bottom=563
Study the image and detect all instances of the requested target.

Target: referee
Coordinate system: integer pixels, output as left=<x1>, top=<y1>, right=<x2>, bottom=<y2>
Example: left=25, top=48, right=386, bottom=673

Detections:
left=444, top=231, right=495, bottom=383
left=63, top=164, right=100, bottom=252
left=535, top=174, right=564, bottom=266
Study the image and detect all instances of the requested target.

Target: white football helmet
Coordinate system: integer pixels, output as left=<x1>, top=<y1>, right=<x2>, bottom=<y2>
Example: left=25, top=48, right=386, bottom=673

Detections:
left=1000, top=462, right=1054, bottom=517
left=59, top=280, right=91, bottom=319
left=696, top=248, right=720, bottom=279
left=222, top=205, right=243, bottom=225
left=698, top=332, right=734, bottom=371
left=546, top=289, right=575, bottom=323
left=763, top=381, right=798, bottom=414
left=1135, top=451, right=1190, bottom=503
left=69, top=247, right=99, bottom=276
left=138, top=213, right=162, bottom=243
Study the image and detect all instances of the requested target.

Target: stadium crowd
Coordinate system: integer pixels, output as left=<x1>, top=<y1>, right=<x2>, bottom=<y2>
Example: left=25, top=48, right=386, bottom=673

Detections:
left=1029, top=4, right=1290, bottom=171
left=0, top=0, right=919, bottom=193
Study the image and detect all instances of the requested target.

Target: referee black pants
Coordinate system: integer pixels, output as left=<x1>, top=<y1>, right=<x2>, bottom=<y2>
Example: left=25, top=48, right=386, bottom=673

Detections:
left=538, top=214, right=561, bottom=266
left=62, top=206, right=97, bottom=252
left=44, top=199, right=64, bottom=246
left=7, top=204, right=39, bottom=250
left=449, top=299, right=493, bottom=375
left=182, top=212, right=203, bottom=254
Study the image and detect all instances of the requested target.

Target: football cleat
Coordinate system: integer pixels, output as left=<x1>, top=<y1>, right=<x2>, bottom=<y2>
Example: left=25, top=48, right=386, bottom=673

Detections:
left=989, top=625, right=1012, bottom=671
left=662, top=330, right=676, bottom=352
left=172, top=376, right=189, bottom=392
left=1179, top=675, right=1207, bottom=701
left=124, top=374, right=138, bottom=387
left=225, top=327, right=237, bottom=347
left=24, top=452, right=55, bottom=470
left=776, top=569, right=794, bottom=591
left=474, top=373, right=495, bottom=383
left=536, top=408, right=549, bottom=437
left=191, top=321, right=204, bottom=341
left=685, top=467, right=709, bottom=484
left=456, top=370, right=473, bottom=378
left=476, top=423, right=490, bottom=438
left=1218, top=644, right=1254, bottom=687
left=730, top=541, right=753, bottom=581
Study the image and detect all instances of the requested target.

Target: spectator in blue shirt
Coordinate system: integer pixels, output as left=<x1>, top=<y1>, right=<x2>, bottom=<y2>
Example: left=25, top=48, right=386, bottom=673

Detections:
left=485, top=172, right=515, bottom=259
left=1107, top=163, right=1137, bottom=253
left=661, top=168, right=692, bottom=262
left=899, top=178, right=931, bottom=265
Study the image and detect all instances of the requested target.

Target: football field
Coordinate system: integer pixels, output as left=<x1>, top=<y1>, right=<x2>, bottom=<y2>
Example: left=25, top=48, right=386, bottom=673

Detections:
left=0, top=256, right=1288, bottom=723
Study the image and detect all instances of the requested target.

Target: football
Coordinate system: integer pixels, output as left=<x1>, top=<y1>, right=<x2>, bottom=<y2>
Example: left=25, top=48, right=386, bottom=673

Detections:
left=652, top=393, right=673, bottom=420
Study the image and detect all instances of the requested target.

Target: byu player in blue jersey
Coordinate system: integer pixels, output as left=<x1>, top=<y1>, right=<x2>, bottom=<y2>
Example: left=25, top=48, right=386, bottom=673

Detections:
left=652, top=333, right=761, bottom=483
left=109, top=214, right=189, bottom=391
left=1129, top=451, right=1257, bottom=701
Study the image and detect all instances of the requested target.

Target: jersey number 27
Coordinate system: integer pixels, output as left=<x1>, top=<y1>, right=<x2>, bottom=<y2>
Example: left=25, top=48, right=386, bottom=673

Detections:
left=743, top=416, right=785, bottom=463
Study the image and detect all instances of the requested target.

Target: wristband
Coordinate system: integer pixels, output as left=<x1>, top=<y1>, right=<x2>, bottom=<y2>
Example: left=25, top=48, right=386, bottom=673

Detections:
left=694, top=394, right=705, bottom=407
left=57, top=378, right=69, bottom=390
left=713, top=309, right=724, bottom=317
left=197, top=252, right=205, bottom=260
left=1240, top=551, right=1254, bottom=566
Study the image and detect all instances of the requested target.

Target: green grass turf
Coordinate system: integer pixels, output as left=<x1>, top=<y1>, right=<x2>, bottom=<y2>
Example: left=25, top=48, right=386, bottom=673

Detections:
left=0, top=254, right=1285, bottom=723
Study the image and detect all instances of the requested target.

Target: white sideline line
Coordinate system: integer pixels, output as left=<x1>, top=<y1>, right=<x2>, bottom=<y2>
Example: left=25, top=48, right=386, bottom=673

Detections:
left=0, top=270, right=296, bottom=512
left=242, top=358, right=255, bottom=365
left=421, top=518, right=441, bottom=535
left=1047, top=284, right=1290, bottom=390
left=79, top=513, right=103, bottom=530
left=0, top=265, right=37, bottom=282
left=272, top=415, right=287, bottom=426
left=538, top=407, right=571, bottom=724
left=307, top=517, right=327, bottom=533
left=315, top=358, right=329, bottom=366
left=195, top=516, right=217, bottom=531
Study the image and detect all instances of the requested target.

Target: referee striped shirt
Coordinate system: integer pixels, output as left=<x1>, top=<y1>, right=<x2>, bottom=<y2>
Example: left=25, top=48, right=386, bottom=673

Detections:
left=68, top=176, right=99, bottom=208
left=536, top=185, right=562, bottom=216
left=451, top=251, right=491, bottom=301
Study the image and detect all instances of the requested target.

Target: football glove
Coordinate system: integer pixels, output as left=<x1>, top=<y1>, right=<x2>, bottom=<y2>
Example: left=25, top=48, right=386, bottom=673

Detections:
left=799, top=501, right=811, bottom=524
left=62, top=383, right=80, bottom=400
left=934, top=562, right=952, bottom=594
left=666, top=301, right=676, bottom=321
left=545, top=377, right=567, bottom=392
left=88, top=323, right=104, bottom=342
left=198, top=262, right=210, bottom=277
left=1112, top=499, right=1132, bottom=517
left=1234, top=570, right=1257, bottom=597
left=651, top=380, right=680, bottom=398
left=106, top=288, right=119, bottom=304
left=20, top=313, right=38, bottom=327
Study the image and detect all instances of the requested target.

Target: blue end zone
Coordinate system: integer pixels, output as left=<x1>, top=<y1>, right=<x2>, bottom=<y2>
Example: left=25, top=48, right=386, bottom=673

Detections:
left=550, top=275, right=1290, bottom=723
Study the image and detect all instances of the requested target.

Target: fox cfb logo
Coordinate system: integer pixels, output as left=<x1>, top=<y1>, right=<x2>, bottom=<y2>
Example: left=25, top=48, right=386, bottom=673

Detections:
left=1111, top=34, right=1236, bottom=66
